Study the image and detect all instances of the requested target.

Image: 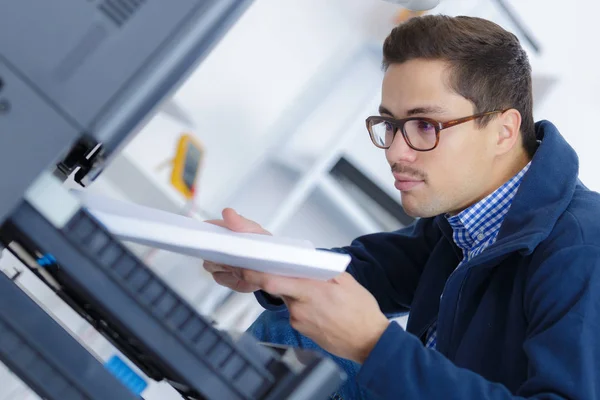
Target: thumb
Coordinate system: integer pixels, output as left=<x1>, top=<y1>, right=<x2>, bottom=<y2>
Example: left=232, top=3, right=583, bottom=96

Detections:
left=222, top=208, right=270, bottom=235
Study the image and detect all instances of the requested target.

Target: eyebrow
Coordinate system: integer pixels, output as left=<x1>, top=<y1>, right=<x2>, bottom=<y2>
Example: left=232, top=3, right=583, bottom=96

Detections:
left=378, top=105, right=448, bottom=118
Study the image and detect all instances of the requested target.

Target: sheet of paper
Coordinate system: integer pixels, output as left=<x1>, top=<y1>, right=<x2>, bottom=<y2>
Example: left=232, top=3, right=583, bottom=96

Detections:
left=73, top=191, right=314, bottom=249
left=76, top=192, right=351, bottom=280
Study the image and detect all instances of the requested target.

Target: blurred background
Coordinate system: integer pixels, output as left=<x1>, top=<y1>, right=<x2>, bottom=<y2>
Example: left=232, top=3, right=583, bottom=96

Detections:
left=1, top=0, right=597, bottom=398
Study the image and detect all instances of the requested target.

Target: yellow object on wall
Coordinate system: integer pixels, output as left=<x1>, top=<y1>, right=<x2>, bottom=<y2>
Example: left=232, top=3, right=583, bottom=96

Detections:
left=170, top=133, right=204, bottom=200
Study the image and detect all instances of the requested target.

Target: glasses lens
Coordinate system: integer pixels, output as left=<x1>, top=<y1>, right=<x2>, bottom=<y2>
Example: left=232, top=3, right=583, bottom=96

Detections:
left=404, top=119, right=437, bottom=150
left=369, top=119, right=395, bottom=148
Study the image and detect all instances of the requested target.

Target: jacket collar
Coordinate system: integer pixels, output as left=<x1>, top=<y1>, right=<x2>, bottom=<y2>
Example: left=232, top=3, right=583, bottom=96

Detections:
left=407, top=120, right=579, bottom=340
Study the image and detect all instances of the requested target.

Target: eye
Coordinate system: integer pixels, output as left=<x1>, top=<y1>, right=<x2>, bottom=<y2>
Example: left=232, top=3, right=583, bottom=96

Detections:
left=416, top=120, right=435, bottom=131
left=384, top=121, right=394, bottom=132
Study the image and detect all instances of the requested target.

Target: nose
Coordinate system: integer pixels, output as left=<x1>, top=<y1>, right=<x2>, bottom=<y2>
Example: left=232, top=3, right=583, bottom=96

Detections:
left=386, top=130, right=418, bottom=165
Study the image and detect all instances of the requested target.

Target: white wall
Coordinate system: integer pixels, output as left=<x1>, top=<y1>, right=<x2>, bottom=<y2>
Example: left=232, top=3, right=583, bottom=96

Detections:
left=160, top=0, right=366, bottom=211
left=507, top=0, right=600, bottom=190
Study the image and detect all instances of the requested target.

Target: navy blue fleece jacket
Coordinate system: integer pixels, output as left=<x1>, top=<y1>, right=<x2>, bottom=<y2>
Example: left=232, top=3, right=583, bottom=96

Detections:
left=252, top=121, right=600, bottom=399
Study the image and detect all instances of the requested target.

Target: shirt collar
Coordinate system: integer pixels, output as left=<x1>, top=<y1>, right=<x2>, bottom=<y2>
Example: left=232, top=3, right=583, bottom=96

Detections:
left=446, top=162, right=531, bottom=253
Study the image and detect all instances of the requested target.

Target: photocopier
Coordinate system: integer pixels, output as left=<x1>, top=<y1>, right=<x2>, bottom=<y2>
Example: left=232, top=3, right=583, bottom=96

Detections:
left=0, top=1, right=344, bottom=399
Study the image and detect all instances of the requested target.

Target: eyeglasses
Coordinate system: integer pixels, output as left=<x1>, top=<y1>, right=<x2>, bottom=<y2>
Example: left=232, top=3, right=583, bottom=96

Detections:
left=365, top=110, right=506, bottom=151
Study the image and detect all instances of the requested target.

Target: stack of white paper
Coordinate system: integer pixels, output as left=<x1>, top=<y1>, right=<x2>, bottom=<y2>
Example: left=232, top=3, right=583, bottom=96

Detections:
left=73, top=192, right=351, bottom=280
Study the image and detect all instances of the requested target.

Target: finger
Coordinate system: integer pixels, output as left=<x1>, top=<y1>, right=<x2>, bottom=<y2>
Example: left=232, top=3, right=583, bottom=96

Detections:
left=330, top=271, right=354, bottom=285
left=222, top=208, right=270, bottom=234
left=229, top=267, right=245, bottom=280
left=284, top=298, right=311, bottom=334
left=204, top=219, right=228, bottom=228
left=203, top=261, right=232, bottom=274
left=288, top=305, right=303, bottom=331
left=234, top=268, right=269, bottom=287
left=212, top=271, right=241, bottom=289
left=212, top=272, right=259, bottom=293
left=242, top=271, right=314, bottom=300
left=280, top=295, right=294, bottom=307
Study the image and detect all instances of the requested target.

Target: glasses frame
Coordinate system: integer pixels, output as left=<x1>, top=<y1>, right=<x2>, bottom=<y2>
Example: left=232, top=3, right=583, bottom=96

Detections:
left=365, top=110, right=507, bottom=152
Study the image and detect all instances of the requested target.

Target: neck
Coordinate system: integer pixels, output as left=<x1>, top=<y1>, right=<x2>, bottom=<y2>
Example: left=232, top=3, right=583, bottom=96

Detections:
left=448, top=149, right=531, bottom=216
left=491, top=150, right=531, bottom=192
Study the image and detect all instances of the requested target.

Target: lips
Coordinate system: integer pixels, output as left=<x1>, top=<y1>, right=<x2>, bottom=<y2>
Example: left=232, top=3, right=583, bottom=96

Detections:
left=393, top=174, right=424, bottom=191
left=395, top=180, right=423, bottom=191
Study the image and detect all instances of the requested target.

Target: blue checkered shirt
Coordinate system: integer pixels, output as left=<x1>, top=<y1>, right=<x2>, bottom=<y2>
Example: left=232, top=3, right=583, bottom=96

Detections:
left=425, top=162, right=531, bottom=349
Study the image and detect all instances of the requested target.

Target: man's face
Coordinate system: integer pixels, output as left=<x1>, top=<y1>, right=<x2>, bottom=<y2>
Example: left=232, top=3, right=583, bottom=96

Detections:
left=381, top=59, right=500, bottom=218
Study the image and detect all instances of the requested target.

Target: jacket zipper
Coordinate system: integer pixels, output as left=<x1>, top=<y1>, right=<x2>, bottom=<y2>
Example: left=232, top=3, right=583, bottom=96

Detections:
left=416, top=316, right=438, bottom=343
left=447, top=268, right=472, bottom=355
left=442, top=249, right=511, bottom=354
left=436, top=261, right=467, bottom=352
left=416, top=255, right=467, bottom=348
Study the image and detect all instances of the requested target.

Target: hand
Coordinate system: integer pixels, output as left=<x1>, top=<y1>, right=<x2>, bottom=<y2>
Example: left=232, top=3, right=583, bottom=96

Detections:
left=203, top=208, right=271, bottom=293
left=239, top=270, right=390, bottom=363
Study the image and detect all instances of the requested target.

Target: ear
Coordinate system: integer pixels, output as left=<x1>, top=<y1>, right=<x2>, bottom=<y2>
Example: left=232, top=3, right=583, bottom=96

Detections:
left=495, top=109, right=522, bottom=156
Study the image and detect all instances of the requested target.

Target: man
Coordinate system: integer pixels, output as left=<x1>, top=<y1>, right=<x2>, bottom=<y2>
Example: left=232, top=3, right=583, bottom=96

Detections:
left=204, top=15, right=600, bottom=399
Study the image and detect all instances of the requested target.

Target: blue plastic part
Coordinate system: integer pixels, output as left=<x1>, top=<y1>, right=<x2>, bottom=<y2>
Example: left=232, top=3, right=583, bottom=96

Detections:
left=105, top=355, right=148, bottom=396
left=37, top=254, right=57, bottom=267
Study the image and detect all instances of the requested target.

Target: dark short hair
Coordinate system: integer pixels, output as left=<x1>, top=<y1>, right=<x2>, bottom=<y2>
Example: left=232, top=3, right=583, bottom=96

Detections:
left=383, top=15, right=537, bottom=157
